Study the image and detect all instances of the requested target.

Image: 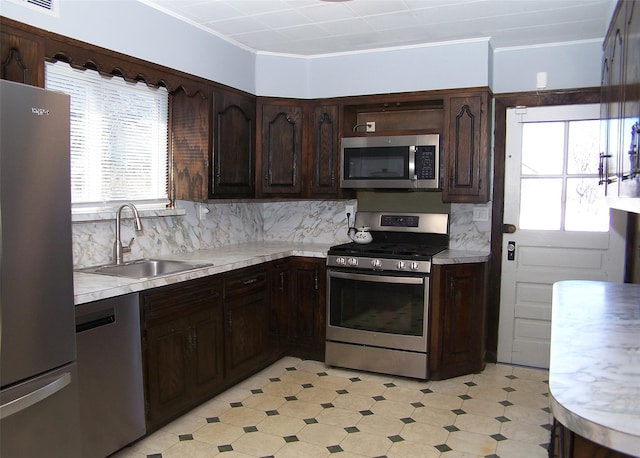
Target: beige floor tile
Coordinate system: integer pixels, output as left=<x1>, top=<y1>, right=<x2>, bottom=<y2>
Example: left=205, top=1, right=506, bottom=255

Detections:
left=390, top=377, right=432, bottom=390
left=369, top=399, right=416, bottom=419
left=400, top=421, right=449, bottom=444
left=231, top=430, right=285, bottom=456
left=261, top=380, right=304, bottom=397
left=357, top=371, right=397, bottom=384
left=507, top=390, right=551, bottom=410
left=279, top=369, right=320, bottom=385
left=500, top=420, right=552, bottom=444
left=297, top=422, right=348, bottom=446
left=331, top=393, right=375, bottom=411
left=411, top=405, right=458, bottom=427
left=386, top=440, right=441, bottom=457
left=420, top=391, right=464, bottom=410
left=454, top=412, right=502, bottom=435
left=276, top=399, right=324, bottom=419
left=295, top=386, right=339, bottom=404
left=315, top=406, right=363, bottom=427
left=160, top=439, right=220, bottom=458
left=218, top=406, right=267, bottom=427
left=110, top=448, right=147, bottom=458
left=471, top=372, right=513, bottom=387
left=241, top=392, right=287, bottom=411
left=496, top=439, right=550, bottom=458
left=512, top=366, right=549, bottom=381
left=481, top=363, right=514, bottom=376
left=428, top=379, right=470, bottom=396
left=296, top=359, right=328, bottom=373
left=446, top=430, right=497, bottom=456
left=460, top=398, right=505, bottom=418
left=274, top=440, right=331, bottom=458
left=162, top=413, right=208, bottom=436
left=356, top=413, right=405, bottom=436
left=192, top=421, right=245, bottom=446
left=190, top=396, right=233, bottom=418
left=510, top=377, right=550, bottom=395
left=346, top=380, right=387, bottom=397
left=256, top=414, right=306, bottom=436
left=383, top=385, right=425, bottom=403
left=128, top=429, right=178, bottom=454
left=339, top=431, right=393, bottom=456
left=504, top=404, right=553, bottom=426
left=466, top=385, right=510, bottom=402
left=312, top=374, right=352, bottom=390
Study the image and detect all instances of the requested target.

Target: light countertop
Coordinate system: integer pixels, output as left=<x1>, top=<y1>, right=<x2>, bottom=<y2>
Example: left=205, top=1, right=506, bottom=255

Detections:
left=74, top=242, right=490, bottom=305
left=550, top=280, right=640, bottom=457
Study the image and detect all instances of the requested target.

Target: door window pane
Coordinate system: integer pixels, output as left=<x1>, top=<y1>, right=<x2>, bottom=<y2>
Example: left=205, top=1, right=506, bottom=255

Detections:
left=567, top=120, right=601, bottom=174
left=519, top=178, right=562, bottom=230
left=522, top=122, right=564, bottom=175
left=565, top=178, right=608, bottom=231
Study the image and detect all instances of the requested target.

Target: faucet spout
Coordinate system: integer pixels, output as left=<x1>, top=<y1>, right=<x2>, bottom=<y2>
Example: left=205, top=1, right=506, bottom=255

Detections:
left=114, top=203, right=144, bottom=264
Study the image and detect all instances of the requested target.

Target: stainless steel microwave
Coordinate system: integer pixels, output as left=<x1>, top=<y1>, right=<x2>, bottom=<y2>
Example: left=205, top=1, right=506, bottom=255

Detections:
left=340, top=134, right=440, bottom=190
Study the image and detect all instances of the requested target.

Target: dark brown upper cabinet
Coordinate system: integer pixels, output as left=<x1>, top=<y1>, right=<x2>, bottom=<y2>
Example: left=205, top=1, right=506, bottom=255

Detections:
left=211, top=88, right=256, bottom=197
left=309, top=104, right=340, bottom=196
left=257, top=99, right=304, bottom=196
left=170, top=87, right=210, bottom=202
left=1, top=23, right=44, bottom=87
left=443, top=91, right=492, bottom=203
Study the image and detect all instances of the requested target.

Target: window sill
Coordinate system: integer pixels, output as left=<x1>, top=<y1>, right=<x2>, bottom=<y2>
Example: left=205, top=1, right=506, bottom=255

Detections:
left=72, top=205, right=186, bottom=223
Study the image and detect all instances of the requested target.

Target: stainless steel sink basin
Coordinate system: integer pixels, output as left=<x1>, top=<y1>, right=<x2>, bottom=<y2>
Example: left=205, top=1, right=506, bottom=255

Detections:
left=77, top=259, right=212, bottom=279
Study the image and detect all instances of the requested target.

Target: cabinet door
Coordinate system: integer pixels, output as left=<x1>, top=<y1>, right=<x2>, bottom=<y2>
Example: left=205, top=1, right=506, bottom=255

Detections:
left=443, top=93, right=491, bottom=203
left=621, top=0, right=640, bottom=197
left=191, top=306, right=225, bottom=398
left=259, top=101, right=303, bottom=195
left=170, top=87, right=210, bottom=201
left=430, top=263, right=486, bottom=380
left=223, top=267, right=272, bottom=380
left=212, top=89, right=255, bottom=197
left=289, top=258, right=326, bottom=360
left=269, top=259, right=292, bottom=350
left=310, top=105, right=339, bottom=196
left=605, top=20, right=625, bottom=196
left=145, top=316, right=192, bottom=430
left=1, top=25, right=43, bottom=86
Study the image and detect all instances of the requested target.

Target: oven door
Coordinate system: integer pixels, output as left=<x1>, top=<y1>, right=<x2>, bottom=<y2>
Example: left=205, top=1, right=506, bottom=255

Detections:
left=326, top=269, right=428, bottom=353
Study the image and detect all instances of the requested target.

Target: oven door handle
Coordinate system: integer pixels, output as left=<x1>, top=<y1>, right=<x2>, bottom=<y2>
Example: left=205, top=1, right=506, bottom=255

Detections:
left=329, top=270, right=425, bottom=285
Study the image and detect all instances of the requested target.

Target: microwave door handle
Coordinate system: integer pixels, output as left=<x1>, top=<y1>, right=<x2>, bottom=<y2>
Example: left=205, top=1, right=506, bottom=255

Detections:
left=409, top=145, right=416, bottom=180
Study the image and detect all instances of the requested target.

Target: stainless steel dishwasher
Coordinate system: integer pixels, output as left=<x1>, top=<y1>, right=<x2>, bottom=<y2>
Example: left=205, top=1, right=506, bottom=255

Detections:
left=75, top=293, right=146, bottom=458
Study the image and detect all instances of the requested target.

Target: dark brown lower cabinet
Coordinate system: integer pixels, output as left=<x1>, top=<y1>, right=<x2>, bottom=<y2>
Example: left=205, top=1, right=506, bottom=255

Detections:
left=141, top=276, right=224, bottom=432
left=550, top=420, right=635, bottom=458
left=429, top=262, right=487, bottom=380
left=270, top=257, right=326, bottom=360
left=222, top=264, right=275, bottom=382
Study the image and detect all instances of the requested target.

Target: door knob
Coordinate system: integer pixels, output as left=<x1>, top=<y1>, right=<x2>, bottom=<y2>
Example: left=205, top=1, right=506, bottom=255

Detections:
left=503, top=224, right=517, bottom=233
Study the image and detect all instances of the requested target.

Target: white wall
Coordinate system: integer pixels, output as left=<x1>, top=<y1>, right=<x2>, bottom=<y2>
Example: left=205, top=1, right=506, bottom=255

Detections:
left=1, top=0, right=603, bottom=98
left=492, top=40, right=603, bottom=94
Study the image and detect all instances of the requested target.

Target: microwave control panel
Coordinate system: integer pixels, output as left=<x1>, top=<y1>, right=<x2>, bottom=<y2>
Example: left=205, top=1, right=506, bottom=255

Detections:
left=415, top=145, right=437, bottom=180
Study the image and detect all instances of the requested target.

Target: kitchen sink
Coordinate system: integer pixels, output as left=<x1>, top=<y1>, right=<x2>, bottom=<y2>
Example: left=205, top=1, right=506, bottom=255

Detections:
left=77, top=259, right=212, bottom=279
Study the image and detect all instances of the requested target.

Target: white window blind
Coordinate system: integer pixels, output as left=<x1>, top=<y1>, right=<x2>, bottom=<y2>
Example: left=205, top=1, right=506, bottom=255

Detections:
left=45, top=61, right=169, bottom=207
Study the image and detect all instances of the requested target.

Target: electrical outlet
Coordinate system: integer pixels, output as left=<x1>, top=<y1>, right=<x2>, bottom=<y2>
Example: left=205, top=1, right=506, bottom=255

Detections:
left=345, top=205, right=355, bottom=218
left=366, top=121, right=376, bottom=132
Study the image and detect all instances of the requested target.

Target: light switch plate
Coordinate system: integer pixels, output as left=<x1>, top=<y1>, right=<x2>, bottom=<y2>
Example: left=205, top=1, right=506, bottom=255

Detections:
left=472, top=207, right=489, bottom=222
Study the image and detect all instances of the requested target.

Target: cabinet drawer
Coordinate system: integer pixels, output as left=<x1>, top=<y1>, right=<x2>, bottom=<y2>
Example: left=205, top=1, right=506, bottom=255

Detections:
left=223, top=267, right=268, bottom=299
left=142, top=276, right=221, bottom=321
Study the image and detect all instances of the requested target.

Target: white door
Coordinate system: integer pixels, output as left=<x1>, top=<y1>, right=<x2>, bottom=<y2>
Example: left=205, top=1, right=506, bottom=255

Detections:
left=497, top=104, right=626, bottom=369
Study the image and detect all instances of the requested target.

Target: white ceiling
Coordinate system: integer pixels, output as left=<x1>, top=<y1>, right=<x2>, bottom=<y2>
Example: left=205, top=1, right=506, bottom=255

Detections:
left=140, top=0, right=616, bottom=56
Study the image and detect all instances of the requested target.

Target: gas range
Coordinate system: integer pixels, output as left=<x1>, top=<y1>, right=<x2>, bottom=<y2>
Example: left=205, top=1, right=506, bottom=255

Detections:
left=327, top=212, right=449, bottom=274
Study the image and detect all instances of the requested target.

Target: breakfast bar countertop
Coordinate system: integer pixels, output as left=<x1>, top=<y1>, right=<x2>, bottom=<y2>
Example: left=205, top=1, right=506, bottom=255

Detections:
left=550, top=280, right=640, bottom=457
left=73, top=242, right=490, bottom=305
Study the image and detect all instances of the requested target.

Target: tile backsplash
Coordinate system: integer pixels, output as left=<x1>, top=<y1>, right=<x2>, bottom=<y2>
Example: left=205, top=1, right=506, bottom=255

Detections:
left=72, top=200, right=490, bottom=268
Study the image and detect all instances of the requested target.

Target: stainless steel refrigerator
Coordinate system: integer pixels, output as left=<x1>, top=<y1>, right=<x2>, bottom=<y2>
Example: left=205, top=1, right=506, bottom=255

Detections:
left=0, top=79, right=81, bottom=457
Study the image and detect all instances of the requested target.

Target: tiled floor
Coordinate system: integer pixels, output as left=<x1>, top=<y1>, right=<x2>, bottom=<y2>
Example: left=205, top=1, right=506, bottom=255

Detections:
left=113, top=357, right=552, bottom=458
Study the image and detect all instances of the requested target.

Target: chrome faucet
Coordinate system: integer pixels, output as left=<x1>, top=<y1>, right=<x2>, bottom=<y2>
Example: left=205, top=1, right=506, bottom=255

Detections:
left=113, top=203, right=143, bottom=265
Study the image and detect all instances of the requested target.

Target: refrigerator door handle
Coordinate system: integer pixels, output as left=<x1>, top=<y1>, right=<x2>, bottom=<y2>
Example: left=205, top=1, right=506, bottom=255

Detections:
left=0, top=372, right=71, bottom=420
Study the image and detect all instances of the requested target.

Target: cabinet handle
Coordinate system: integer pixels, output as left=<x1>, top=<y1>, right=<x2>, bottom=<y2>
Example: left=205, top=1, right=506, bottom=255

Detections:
left=243, top=278, right=258, bottom=285
left=280, top=272, right=284, bottom=291
left=314, top=269, right=319, bottom=290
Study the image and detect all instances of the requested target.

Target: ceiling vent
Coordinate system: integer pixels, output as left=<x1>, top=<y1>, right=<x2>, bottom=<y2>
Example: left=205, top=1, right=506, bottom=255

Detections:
left=7, top=0, right=59, bottom=16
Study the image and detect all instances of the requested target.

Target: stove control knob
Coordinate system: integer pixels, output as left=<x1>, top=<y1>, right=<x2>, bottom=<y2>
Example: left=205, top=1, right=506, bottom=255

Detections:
left=371, top=259, right=382, bottom=269
left=348, top=257, right=358, bottom=266
left=336, top=257, right=346, bottom=266
left=409, top=261, right=420, bottom=271
left=396, top=261, right=406, bottom=270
